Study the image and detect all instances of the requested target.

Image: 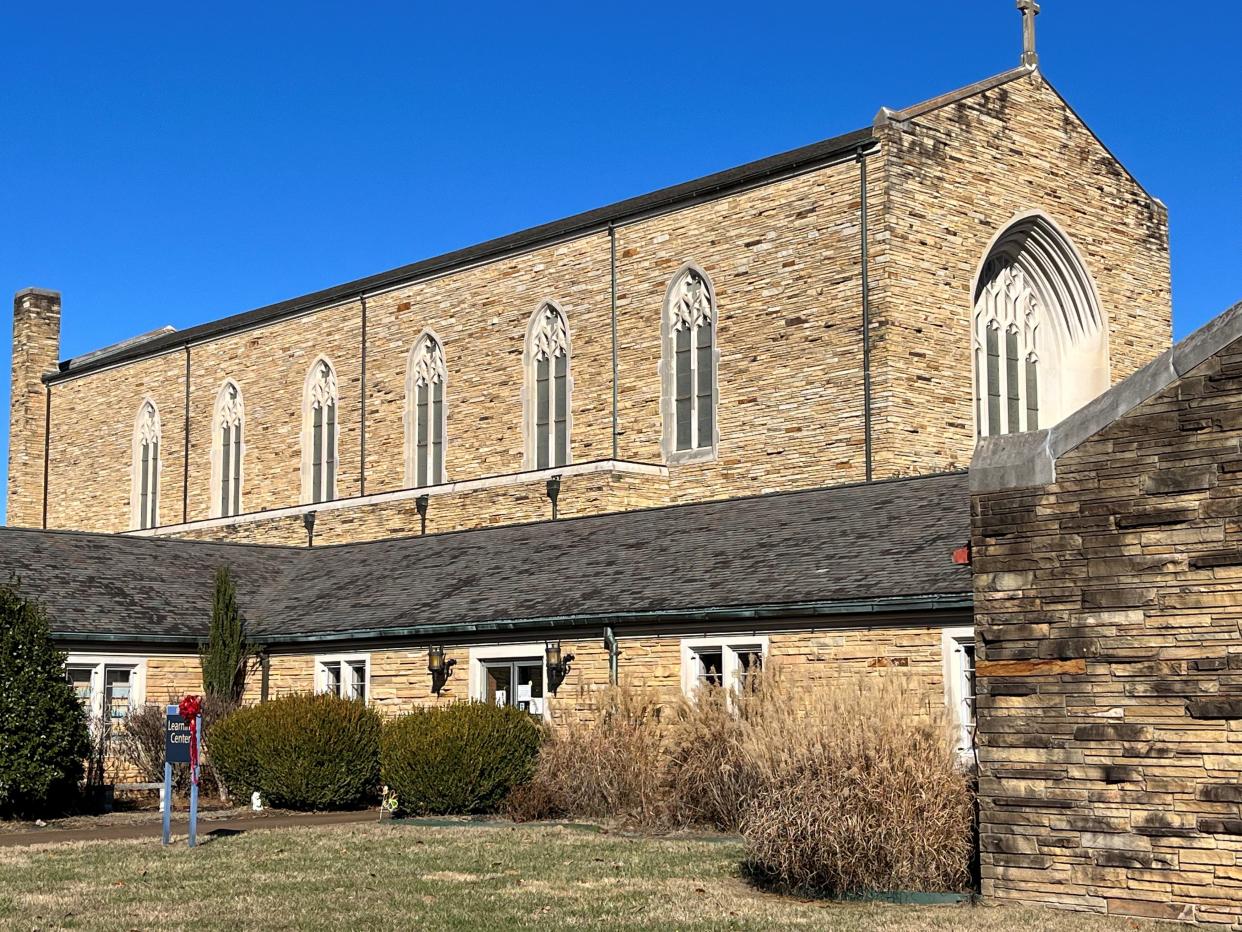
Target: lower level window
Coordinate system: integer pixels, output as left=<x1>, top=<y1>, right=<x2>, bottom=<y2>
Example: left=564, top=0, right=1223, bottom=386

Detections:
left=681, top=637, right=768, bottom=696
left=481, top=660, right=545, bottom=716
left=317, top=654, right=369, bottom=702
left=65, top=656, right=145, bottom=724
left=942, top=627, right=976, bottom=755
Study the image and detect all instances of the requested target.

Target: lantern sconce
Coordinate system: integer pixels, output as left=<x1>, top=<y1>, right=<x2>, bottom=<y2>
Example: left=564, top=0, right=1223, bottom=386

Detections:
left=546, top=475, right=562, bottom=520
left=428, top=645, right=456, bottom=696
left=545, top=641, right=575, bottom=696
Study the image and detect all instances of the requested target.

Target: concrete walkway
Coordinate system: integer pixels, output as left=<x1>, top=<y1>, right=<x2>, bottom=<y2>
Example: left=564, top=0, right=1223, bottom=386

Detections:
left=0, top=808, right=375, bottom=847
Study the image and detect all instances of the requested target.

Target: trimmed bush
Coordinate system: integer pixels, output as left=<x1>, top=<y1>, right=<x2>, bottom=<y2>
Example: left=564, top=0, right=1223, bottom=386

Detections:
left=208, top=693, right=380, bottom=810
left=0, top=581, right=91, bottom=819
left=382, top=703, right=541, bottom=815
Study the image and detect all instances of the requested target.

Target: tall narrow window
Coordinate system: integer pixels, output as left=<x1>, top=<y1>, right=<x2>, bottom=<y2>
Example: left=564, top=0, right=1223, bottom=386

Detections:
left=131, top=400, right=161, bottom=530
left=973, top=214, right=1107, bottom=438
left=405, top=332, right=447, bottom=488
left=211, top=381, right=245, bottom=517
left=302, top=359, right=338, bottom=504
left=662, top=265, right=717, bottom=462
left=524, top=302, right=571, bottom=470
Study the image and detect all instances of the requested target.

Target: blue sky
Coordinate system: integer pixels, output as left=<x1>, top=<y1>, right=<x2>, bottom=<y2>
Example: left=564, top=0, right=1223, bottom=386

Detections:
left=1, top=1, right=1238, bottom=521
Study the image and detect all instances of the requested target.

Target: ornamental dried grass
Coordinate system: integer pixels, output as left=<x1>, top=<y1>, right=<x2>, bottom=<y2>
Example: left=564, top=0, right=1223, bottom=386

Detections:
left=506, top=667, right=973, bottom=896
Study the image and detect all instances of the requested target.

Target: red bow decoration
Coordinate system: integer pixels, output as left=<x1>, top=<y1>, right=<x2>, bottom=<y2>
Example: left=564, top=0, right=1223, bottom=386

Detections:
left=178, top=694, right=204, bottom=784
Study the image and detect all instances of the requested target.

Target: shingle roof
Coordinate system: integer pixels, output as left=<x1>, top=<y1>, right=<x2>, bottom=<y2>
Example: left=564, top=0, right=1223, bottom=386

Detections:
left=49, top=126, right=874, bottom=381
left=0, top=472, right=971, bottom=645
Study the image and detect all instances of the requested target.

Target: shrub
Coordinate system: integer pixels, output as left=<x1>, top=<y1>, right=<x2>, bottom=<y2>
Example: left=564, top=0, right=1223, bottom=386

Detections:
left=199, top=567, right=254, bottom=704
left=383, top=703, right=541, bottom=815
left=0, top=581, right=91, bottom=819
left=115, top=701, right=227, bottom=796
left=207, top=693, right=380, bottom=810
left=505, top=685, right=667, bottom=824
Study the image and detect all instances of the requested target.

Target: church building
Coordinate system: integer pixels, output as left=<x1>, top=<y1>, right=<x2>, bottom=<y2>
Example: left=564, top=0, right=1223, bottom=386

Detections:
left=4, top=14, right=1171, bottom=757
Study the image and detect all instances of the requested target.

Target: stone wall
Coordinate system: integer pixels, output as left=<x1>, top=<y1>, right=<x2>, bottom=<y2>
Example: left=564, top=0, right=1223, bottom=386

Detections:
left=7, top=289, right=59, bottom=529
left=972, top=334, right=1242, bottom=926
left=876, top=70, right=1171, bottom=480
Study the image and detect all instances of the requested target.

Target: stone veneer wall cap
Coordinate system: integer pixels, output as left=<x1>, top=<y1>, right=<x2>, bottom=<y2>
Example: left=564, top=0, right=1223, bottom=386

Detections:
left=875, top=66, right=1035, bottom=127
left=15, top=287, right=61, bottom=299
left=972, top=298, right=1242, bottom=492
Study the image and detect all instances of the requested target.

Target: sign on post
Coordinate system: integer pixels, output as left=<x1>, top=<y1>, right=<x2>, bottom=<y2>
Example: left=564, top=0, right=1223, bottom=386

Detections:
left=162, top=700, right=202, bottom=847
left=165, top=709, right=192, bottom=764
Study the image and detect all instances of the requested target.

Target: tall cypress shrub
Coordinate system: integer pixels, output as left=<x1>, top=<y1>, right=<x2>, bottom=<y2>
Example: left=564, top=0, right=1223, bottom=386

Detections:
left=199, top=567, right=251, bottom=703
left=0, top=581, right=91, bottom=818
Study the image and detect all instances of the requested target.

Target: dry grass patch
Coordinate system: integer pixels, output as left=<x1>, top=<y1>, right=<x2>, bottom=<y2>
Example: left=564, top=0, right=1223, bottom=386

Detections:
left=0, top=822, right=1182, bottom=931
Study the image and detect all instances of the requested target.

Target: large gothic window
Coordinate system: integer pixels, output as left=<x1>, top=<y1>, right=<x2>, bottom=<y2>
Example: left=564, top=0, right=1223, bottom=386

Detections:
left=662, top=265, right=718, bottom=461
left=131, top=400, right=161, bottom=530
left=302, top=358, right=338, bottom=504
left=524, top=302, right=571, bottom=470
left=405, top=332, right=447, bottom=488
left=973, top=215, right=1108, bottom=438
left=212, top=381, right=245, bottom=517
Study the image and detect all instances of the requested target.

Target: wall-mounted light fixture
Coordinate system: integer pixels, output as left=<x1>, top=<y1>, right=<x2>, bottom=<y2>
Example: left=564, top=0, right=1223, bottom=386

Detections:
left=428, top=645, right=456, bottom=696
left=303, top=510, right=317, bottom=548
left=415, top=494, right=430, bottom=535
left=546, top=475, right=562, bottom=520
left=545, top=641, right=575, bottom=695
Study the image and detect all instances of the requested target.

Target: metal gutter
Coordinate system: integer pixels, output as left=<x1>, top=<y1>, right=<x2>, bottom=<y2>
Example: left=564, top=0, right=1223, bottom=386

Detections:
left=41, top=384, right=51, bottom=529
left=359, top=294, right=368, bottom=496
left=245, top=593, right=973, bottom=647
left=609, top=223, right=619, bottom=460
left=858, top=146, right=873, bottom=482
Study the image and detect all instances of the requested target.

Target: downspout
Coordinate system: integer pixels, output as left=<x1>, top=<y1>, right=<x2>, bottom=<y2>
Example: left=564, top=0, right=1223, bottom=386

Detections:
left=41, top=384, right=51, bottom=529
left=182, top=345, right=191, bottom=523
left=609, top=224, right=619, bottom=460
left=604, top=625, right=619, bottom=686
left=259, top=652, right=271, bottom=702
left=359, top=294, right=368, bottom=496
left=857, top=147, right=873, bottom=483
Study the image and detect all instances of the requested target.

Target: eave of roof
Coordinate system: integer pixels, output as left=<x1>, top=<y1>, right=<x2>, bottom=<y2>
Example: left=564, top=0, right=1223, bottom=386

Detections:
left=48, top=125, right=874, bottom=382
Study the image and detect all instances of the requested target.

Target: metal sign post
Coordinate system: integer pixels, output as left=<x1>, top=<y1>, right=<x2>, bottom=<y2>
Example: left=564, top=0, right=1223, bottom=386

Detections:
left=188, top=714, right=201, bottom=848
left=162, top=705, right=193, bottom=846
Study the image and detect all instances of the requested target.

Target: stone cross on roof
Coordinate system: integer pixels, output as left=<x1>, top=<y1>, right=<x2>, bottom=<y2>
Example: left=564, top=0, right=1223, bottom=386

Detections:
left=1018, top=0, right=1040, bottom=67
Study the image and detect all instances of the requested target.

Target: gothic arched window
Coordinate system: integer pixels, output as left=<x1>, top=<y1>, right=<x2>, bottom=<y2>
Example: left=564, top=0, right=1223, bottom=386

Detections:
left=662, top=265, right=718, bottom=461
left=524, top=302, right=571, bottom=470
left=302, top=358, right=338, bottom=504
left=131, top=400, right=161, bottom=530
left=973, top=214, right=1108, bottom=438
left=212, top=380, right=245, bottom=517
left=405, top=331, right=447, bottom=488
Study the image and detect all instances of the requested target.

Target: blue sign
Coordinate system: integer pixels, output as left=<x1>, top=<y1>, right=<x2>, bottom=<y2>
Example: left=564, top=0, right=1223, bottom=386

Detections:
left=165, top=707, right=191, bottom=765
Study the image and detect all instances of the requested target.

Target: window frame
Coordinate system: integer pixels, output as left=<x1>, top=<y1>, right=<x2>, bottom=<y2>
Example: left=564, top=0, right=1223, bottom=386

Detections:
left=65, top=654, right=147, bottom=725
left=404, top=330, right=449, bottom=489
left=679, top=636, right=768, bottom=698
left=468, top=644, right=550, bottom=721
left=522, top=301, right=573, bottom=472
left=941, top=626, right=976, bottom=757
left=130, top=399, right=162, bottom=530
left=660, top=264, right=720, bottom=465
left=301, top=357, right=340, bottom=505
left=315, top=652, right=370, bottom=702
left=210, top=380, right=246, bottom=518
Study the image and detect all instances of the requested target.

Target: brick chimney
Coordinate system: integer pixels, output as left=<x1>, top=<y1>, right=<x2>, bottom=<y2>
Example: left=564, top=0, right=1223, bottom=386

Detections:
left=7, top=288, right=60, bottom=527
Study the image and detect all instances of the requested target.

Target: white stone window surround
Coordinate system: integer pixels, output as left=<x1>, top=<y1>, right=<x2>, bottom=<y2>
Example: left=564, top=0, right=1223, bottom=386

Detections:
left=315, top=652, right=370, bottom=702
left=521, top=301, right=573, bottom=471
left=970, top=210, right=1110, bottom=439
left=403, top=329, right=449, bottom=489
left=941, top=625, right=976, bottom=756
left=467, top=643, right=550, bottom=722
left=65, top=654, right=147, bottom=723
left=209, top=379, right=246, bottom=519
left=660, top=263, right=721, bottom=465
left=300, top=356, right=341, bottom=505
left=130, top=398, right=162, bottom=531
left=679, top=635, right=768, bottom=698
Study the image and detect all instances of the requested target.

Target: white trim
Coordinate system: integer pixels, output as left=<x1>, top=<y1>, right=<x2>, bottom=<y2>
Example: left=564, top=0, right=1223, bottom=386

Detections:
left=403, top=329, right=449, bottom=489
left=521, top=300, right=573, bottom=471
left=65, top=653, right=147, bottom=723
left=127, top=459, right=667, bottom=537
left=129, top=398, right=162, bottom=530
left=941, top=625, right=975, bottom=755
left=467, top=643, right=549, bottom=721
left=315, top=652, right=370, bottom=702
left=679, top=635, right=768, bottom=698
left=660, top=263, right=720, bottom=465
left=300, top=356, right=340, bottom=505
left=209, top=379, right=246, bottom=518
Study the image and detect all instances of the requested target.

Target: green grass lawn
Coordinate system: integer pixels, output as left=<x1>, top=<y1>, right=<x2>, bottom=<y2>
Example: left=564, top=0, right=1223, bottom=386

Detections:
left=0, top=821, right=1180, bottom=931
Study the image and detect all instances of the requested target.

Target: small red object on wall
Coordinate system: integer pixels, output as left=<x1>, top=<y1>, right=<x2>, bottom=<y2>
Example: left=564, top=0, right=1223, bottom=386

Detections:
left=178, top=694, right=203, bottom=784
left=952, top=543, right=972, bottom=566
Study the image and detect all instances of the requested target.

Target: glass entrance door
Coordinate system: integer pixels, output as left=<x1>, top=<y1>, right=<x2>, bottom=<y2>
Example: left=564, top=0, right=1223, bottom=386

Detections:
left=482, top=660, right=545, bottom=715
